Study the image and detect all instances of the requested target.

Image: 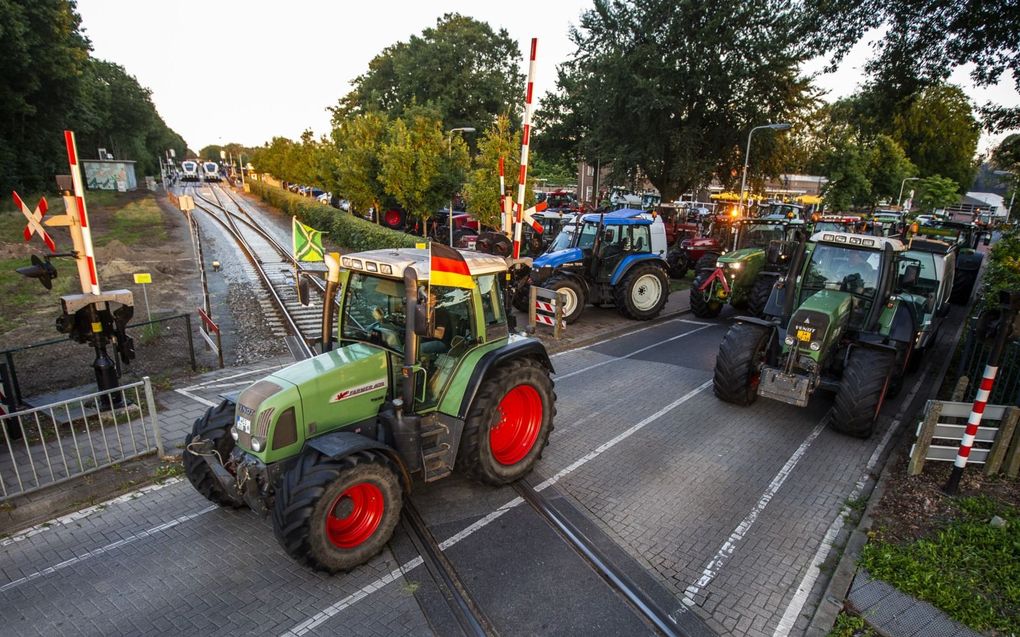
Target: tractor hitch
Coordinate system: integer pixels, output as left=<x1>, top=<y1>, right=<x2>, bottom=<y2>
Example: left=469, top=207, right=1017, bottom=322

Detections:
left=757, top=366, right=812, bottom=407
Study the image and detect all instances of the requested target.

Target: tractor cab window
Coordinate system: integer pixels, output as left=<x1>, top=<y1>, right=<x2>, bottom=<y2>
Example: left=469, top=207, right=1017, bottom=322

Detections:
left=341, top=273, right=407, bottom=353
left=548, top=223, right=578, bottom=252
left=629, top=225, right=651, bottom=252
left=801, top=245, right=881, bottom=327
left=420, top=285, right=476, bottom=407
left=577, top=221, right=600, bottom=250
left=898, top=251, right=939, bottom=299
left=738, top=223, right=786, bottom=250
left=476, top=274, right=506, bottom=338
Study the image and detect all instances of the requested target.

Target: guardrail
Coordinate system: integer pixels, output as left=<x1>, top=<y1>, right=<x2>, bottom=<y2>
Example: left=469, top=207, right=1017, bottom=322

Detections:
left=909, top=399, right=1020, bottom=477
left=0, top=377, right=162, bottom=501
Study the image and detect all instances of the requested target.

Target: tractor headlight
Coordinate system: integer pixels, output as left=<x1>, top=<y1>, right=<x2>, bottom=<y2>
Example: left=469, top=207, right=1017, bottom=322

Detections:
left=251, top=437, right=264, bottom=452
left=809, top=341, right=821, bottom=351
left=716, top=261, right=724, bottom=268
left=784, top=335, right=795, bottom=346
left=729, top=262, right=742, bottom=270
left=231, top=428, right=239, bottom=441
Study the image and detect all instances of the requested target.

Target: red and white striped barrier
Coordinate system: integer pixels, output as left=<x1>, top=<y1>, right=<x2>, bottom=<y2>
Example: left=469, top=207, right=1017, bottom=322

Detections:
left=535, top=313, right=557, bottom=327
left=512, top=38, right=538, bottom=260
left=535, top=299, right=556, bottom=314
left=64, top=130, right=101, bottom=295
left=952, top=364, right=998, bottom=469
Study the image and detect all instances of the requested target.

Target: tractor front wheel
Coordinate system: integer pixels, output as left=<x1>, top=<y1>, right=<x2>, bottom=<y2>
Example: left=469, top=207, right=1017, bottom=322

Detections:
left=615, top=263, right=668, bottom=320
left=950, top=268, right=977, bottom=305
left=459, top=359, right=555, bottom=485
left=272, top=450, right=402, bottom=573
left=546, top=275, right=586, bottom=324
left=830, top=348, right=896, bottom=438
left=713, top=322, right=774, bottom=405
left=689, top=272, right=723, bottom=318
left=183, top=399, right=242, bottom=508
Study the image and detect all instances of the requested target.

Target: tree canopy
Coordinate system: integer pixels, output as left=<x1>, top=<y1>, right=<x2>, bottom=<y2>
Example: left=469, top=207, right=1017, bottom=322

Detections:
left=535, top=0, right=814, bottom=201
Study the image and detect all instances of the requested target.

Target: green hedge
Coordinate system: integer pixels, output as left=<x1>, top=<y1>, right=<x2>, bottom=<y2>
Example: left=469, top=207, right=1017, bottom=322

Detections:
left=247, top=180, right=418, bottom=252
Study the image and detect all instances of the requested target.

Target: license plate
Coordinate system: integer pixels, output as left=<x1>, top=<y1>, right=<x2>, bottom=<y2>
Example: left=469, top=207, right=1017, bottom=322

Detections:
left=796, top=329, right=812, bottom=342
left=236, top=415, right=251, bottom=434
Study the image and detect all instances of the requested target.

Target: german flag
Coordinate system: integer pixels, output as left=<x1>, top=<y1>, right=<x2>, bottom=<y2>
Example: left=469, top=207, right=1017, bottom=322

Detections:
left=430, top=242, right=474, bottom=289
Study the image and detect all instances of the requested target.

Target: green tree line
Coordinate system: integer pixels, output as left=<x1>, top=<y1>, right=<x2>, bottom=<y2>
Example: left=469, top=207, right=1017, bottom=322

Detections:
left=0, top=0, right=187, bottom=194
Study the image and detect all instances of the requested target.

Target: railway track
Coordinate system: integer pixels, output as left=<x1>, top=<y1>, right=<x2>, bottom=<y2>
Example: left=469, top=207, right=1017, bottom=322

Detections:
left=184, top=183, right=699, bottom=636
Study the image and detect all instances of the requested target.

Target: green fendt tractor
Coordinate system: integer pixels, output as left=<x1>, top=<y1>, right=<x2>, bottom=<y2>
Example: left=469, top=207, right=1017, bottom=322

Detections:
left=713, top=231, right=929, bottom=438
left=689, top=216, right=808, bottom=318
left=184, top=249, right=555, bottom=572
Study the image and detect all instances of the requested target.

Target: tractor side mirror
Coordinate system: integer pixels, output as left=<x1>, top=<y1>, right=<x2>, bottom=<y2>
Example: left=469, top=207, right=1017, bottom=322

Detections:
left=900, top=264, right=920, bottom=287
left=983, top=233, right=991, bottom=246
left=413, top=305, right=431, bottom=337
left=16, top=255, right=58, bottom=290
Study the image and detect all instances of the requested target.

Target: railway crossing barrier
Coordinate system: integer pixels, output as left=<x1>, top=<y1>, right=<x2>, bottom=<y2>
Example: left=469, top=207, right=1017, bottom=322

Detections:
left=197, top=307, right=224, bottom=369
left=0, top=377, right=162, bottom=501
left=528, top=286, right=566, bottom=339
left=909, top=399, right=1020, bottom=477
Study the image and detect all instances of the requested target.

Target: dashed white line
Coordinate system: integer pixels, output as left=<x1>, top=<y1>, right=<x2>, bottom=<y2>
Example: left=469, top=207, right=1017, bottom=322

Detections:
left=549, top=315, right=708, bottom=359
left=555, top=321, right=714, bottom=381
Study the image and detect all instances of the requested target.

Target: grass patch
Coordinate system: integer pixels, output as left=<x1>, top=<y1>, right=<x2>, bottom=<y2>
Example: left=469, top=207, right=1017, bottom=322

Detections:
left=859, top=495, right=1020, bottom=634
left=93, top=196, right=166, bottom=247
left=827, top=612, right=876, bottom=637
left=0, top=256, right=77, bottom=334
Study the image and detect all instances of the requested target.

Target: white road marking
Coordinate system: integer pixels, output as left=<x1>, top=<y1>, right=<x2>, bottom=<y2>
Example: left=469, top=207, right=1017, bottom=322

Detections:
left=1, top=478, right=184, bottom=547
left=555, top=321, right=714, bottom=381
left=174, top=387, right=217, bottom=407
left=0, top=505, right=217, bottom=593
left=771, top=370, right=928, bottom=636
left=281, top=380, right=714, bottom=636
left=683, top=419, right=827, bottom=607
left=549, top=315, right=706, bottom=359
left=174, top=363, right=289, bottom=407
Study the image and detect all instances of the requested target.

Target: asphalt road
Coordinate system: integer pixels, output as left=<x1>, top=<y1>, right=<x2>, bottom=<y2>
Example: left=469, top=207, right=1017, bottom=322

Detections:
left=0, top=302, right=963, bottom=637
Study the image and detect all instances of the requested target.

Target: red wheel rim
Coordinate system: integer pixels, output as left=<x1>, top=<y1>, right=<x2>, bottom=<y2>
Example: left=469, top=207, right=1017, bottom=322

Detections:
left=325, top=482, right=385, bottom=549
left=384, top=210, right=402, bottom=227
left=490, top=385, right=543, bottom=466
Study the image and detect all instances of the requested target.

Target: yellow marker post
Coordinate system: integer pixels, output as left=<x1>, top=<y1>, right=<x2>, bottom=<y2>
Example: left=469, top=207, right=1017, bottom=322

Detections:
left=134, top=272, right=153, bottom=323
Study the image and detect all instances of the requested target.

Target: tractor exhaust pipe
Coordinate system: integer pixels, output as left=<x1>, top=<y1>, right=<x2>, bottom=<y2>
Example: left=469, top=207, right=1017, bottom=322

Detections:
left=321, top=252, right=341, bottom=353
left=402, top=268, right=420, bottom=410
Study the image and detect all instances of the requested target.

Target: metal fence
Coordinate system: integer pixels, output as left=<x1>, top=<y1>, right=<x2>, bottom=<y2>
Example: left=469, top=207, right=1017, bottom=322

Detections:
left=0, top=313, right=200, bottom=409
left=951, top=320, right=1020, bottom=405
left=0, top=377, right=162, bottom=501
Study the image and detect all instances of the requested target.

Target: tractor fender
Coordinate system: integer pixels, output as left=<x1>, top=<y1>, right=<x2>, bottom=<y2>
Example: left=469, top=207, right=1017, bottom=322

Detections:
left=879, top=301, right=918, bottom=345
left=305, top=431, right=412, bottom=492
left=457, top=338, right=553, bottom=420
left=609, top=254, right=668, bottom=286
left=732, top=315, right=781, bottom=332
left=956, top=251, right=984, bottom=271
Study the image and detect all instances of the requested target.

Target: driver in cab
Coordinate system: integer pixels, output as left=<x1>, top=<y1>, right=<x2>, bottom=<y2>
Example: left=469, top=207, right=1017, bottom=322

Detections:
left=836, top=249, right=879, bottom=296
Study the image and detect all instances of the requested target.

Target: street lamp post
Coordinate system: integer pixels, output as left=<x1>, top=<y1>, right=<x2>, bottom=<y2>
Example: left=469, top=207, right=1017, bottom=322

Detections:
left=739, top=122, right=792, bottom=215
left=446, top=127, right=476, bottom=246
left=898, top=177, right=921, bottom=209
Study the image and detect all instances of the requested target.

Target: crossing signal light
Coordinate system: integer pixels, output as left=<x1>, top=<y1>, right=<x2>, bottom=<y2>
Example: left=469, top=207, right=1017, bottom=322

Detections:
left=16, top=255, right=57, bottom=289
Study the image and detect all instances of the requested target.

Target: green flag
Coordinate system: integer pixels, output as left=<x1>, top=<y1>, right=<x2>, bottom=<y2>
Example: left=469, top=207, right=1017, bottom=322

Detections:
left=292, top=217, right=325, bottom=262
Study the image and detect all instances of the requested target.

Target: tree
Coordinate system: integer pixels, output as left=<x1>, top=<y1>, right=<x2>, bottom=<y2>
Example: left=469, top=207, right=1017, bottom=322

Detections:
left=865, top=135, right=916, bottom=206
left=891, top=84, right=980, bottom=192
left=335, top=13, right=522, bottom=131
left=462, top=115, right=535, bottom=229
left=992, top=134, right=1020, bottom=174
left=332, top=112, right=389, bottom=216
left=916, top=175, right=959, bottom=213
left=818, top=137, right=872, bottom=211
left=802, top=0, right=1020, bottom=131
left=379, top=111, right=469, bottom=231
left=535, top=0, right=813, bottom=202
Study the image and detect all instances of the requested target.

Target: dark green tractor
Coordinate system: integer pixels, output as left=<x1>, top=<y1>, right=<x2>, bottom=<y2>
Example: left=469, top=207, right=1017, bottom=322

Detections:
left=183, top=249, right=555, bottom=572
left=689, top=216, right=808, bottom=318
left=713, top=231, right=928, bottom=437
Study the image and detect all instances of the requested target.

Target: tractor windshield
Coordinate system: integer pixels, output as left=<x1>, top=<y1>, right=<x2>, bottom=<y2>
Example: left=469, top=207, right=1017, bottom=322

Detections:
left=801, top=244, right=882, bottom=326
left=547, top=223, right=578, bottom=252
left=737, top=223, right=787, bottom=250
left=341, top=273, right=407, bottom=353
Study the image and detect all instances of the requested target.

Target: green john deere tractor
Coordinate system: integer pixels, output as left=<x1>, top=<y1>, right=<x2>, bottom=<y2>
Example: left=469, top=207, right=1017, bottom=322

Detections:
left=713, top=231, right=929, bottom=438
left=184, top=249, right=555, bottom=572
left=689, top=216, right=807, bottom=318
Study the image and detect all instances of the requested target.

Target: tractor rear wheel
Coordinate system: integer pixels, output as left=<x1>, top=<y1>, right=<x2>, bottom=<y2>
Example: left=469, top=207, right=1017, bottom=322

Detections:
left=546, top=275, right=586, bottom=324
left=713, top=322, right=774, bottom=405
left=272, top=450, right=402, bottom=573
left=614, top=263, right=668, bottom=320
left=459, top=358, right=555, bottom=485
left=830, top=348, right=896, bottom=438
left=183, top=399, right=242, bottom=508
left=689, top=272, right=723, bottom=318
left=950, top=268, right=977, bottom=305
left=746, top=275, right=775, bottom=318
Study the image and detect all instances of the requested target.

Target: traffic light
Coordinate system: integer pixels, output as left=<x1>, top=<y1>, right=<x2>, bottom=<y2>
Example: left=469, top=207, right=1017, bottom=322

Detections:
left=16, top=255, right=57, bottom=289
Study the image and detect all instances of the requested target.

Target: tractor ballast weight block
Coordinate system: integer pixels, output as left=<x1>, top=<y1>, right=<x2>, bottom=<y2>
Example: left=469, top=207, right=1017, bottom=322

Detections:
left=757, top=366, right=812, bottom=407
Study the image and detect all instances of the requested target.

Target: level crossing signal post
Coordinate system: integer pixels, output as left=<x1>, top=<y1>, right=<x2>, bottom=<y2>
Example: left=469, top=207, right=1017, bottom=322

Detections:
left=12, top=130, right=136, bottom=402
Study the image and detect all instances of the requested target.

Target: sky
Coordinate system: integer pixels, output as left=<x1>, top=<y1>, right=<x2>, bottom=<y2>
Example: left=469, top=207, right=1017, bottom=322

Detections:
left=76, top=0, right=1018, bottom=156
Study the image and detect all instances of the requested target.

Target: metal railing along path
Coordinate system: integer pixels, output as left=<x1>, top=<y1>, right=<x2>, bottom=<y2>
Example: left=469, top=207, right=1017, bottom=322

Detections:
left=0, top=377, right=162, bottom=501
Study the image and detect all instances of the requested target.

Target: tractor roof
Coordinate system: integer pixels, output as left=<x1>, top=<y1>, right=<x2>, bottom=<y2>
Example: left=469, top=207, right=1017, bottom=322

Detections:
left=811, top=231, right=905, bottom=251
left=581, top=208, right=654, bottom=225
left=905, top=237, right=954, bottom=254
left=342, top=248, right=507, bottom=280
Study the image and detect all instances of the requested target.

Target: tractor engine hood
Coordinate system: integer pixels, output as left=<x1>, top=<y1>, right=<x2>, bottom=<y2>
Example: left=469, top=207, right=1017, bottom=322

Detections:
left=234, top=342, right=389, bottom=462
left=785, top=290, right=852, bottom=363
left=717, top=247, right=762, bottom=264
left=533, top=247, right=584, bottom=270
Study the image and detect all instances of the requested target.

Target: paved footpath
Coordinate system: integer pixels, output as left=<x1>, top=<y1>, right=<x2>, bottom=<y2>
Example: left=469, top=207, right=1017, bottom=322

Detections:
left=0, top=306, right=957, bottom=636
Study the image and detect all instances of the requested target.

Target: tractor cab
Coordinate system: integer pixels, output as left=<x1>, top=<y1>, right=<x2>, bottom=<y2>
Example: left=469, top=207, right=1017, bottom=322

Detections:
left=756, top=202, right=806, bottom=221
left=811, top=215, right=862, bottom=234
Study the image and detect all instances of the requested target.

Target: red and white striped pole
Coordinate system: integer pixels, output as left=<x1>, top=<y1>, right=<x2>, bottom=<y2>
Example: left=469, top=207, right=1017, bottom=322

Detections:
left=499, top=156, right=510, bottom=235
left=512, top=38, right=538, bottom=260
left=64, top=130, right=101, bottom=295
left=944, top=298, right=1018, bottom=494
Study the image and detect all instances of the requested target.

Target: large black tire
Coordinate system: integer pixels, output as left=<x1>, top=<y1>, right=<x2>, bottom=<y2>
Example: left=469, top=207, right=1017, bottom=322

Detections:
left=950, top=268, right=977, bottom=305
left=183, top=399, right=242, bottom=507
left=689, top=271, right=723, bottom=318
left=272, top=450, right=402, bottom=573
left=666, top=250, right=688, bottom=279
left=458, top=358, right=555, bottom=485
left=695, top=253, right=719, bottom=273
left=830, top=348, right=896, bottom=438
left=614, top=263, right=669, bottom=320
left=546, top=275, right=586, bottom=324
left=713, top=322, right=774, bottom=405
left=746, top=274, right=775, bottom=318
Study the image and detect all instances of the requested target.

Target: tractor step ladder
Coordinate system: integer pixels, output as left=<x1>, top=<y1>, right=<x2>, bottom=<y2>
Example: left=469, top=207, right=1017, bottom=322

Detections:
left=420, top=419, right=453, bottom=482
